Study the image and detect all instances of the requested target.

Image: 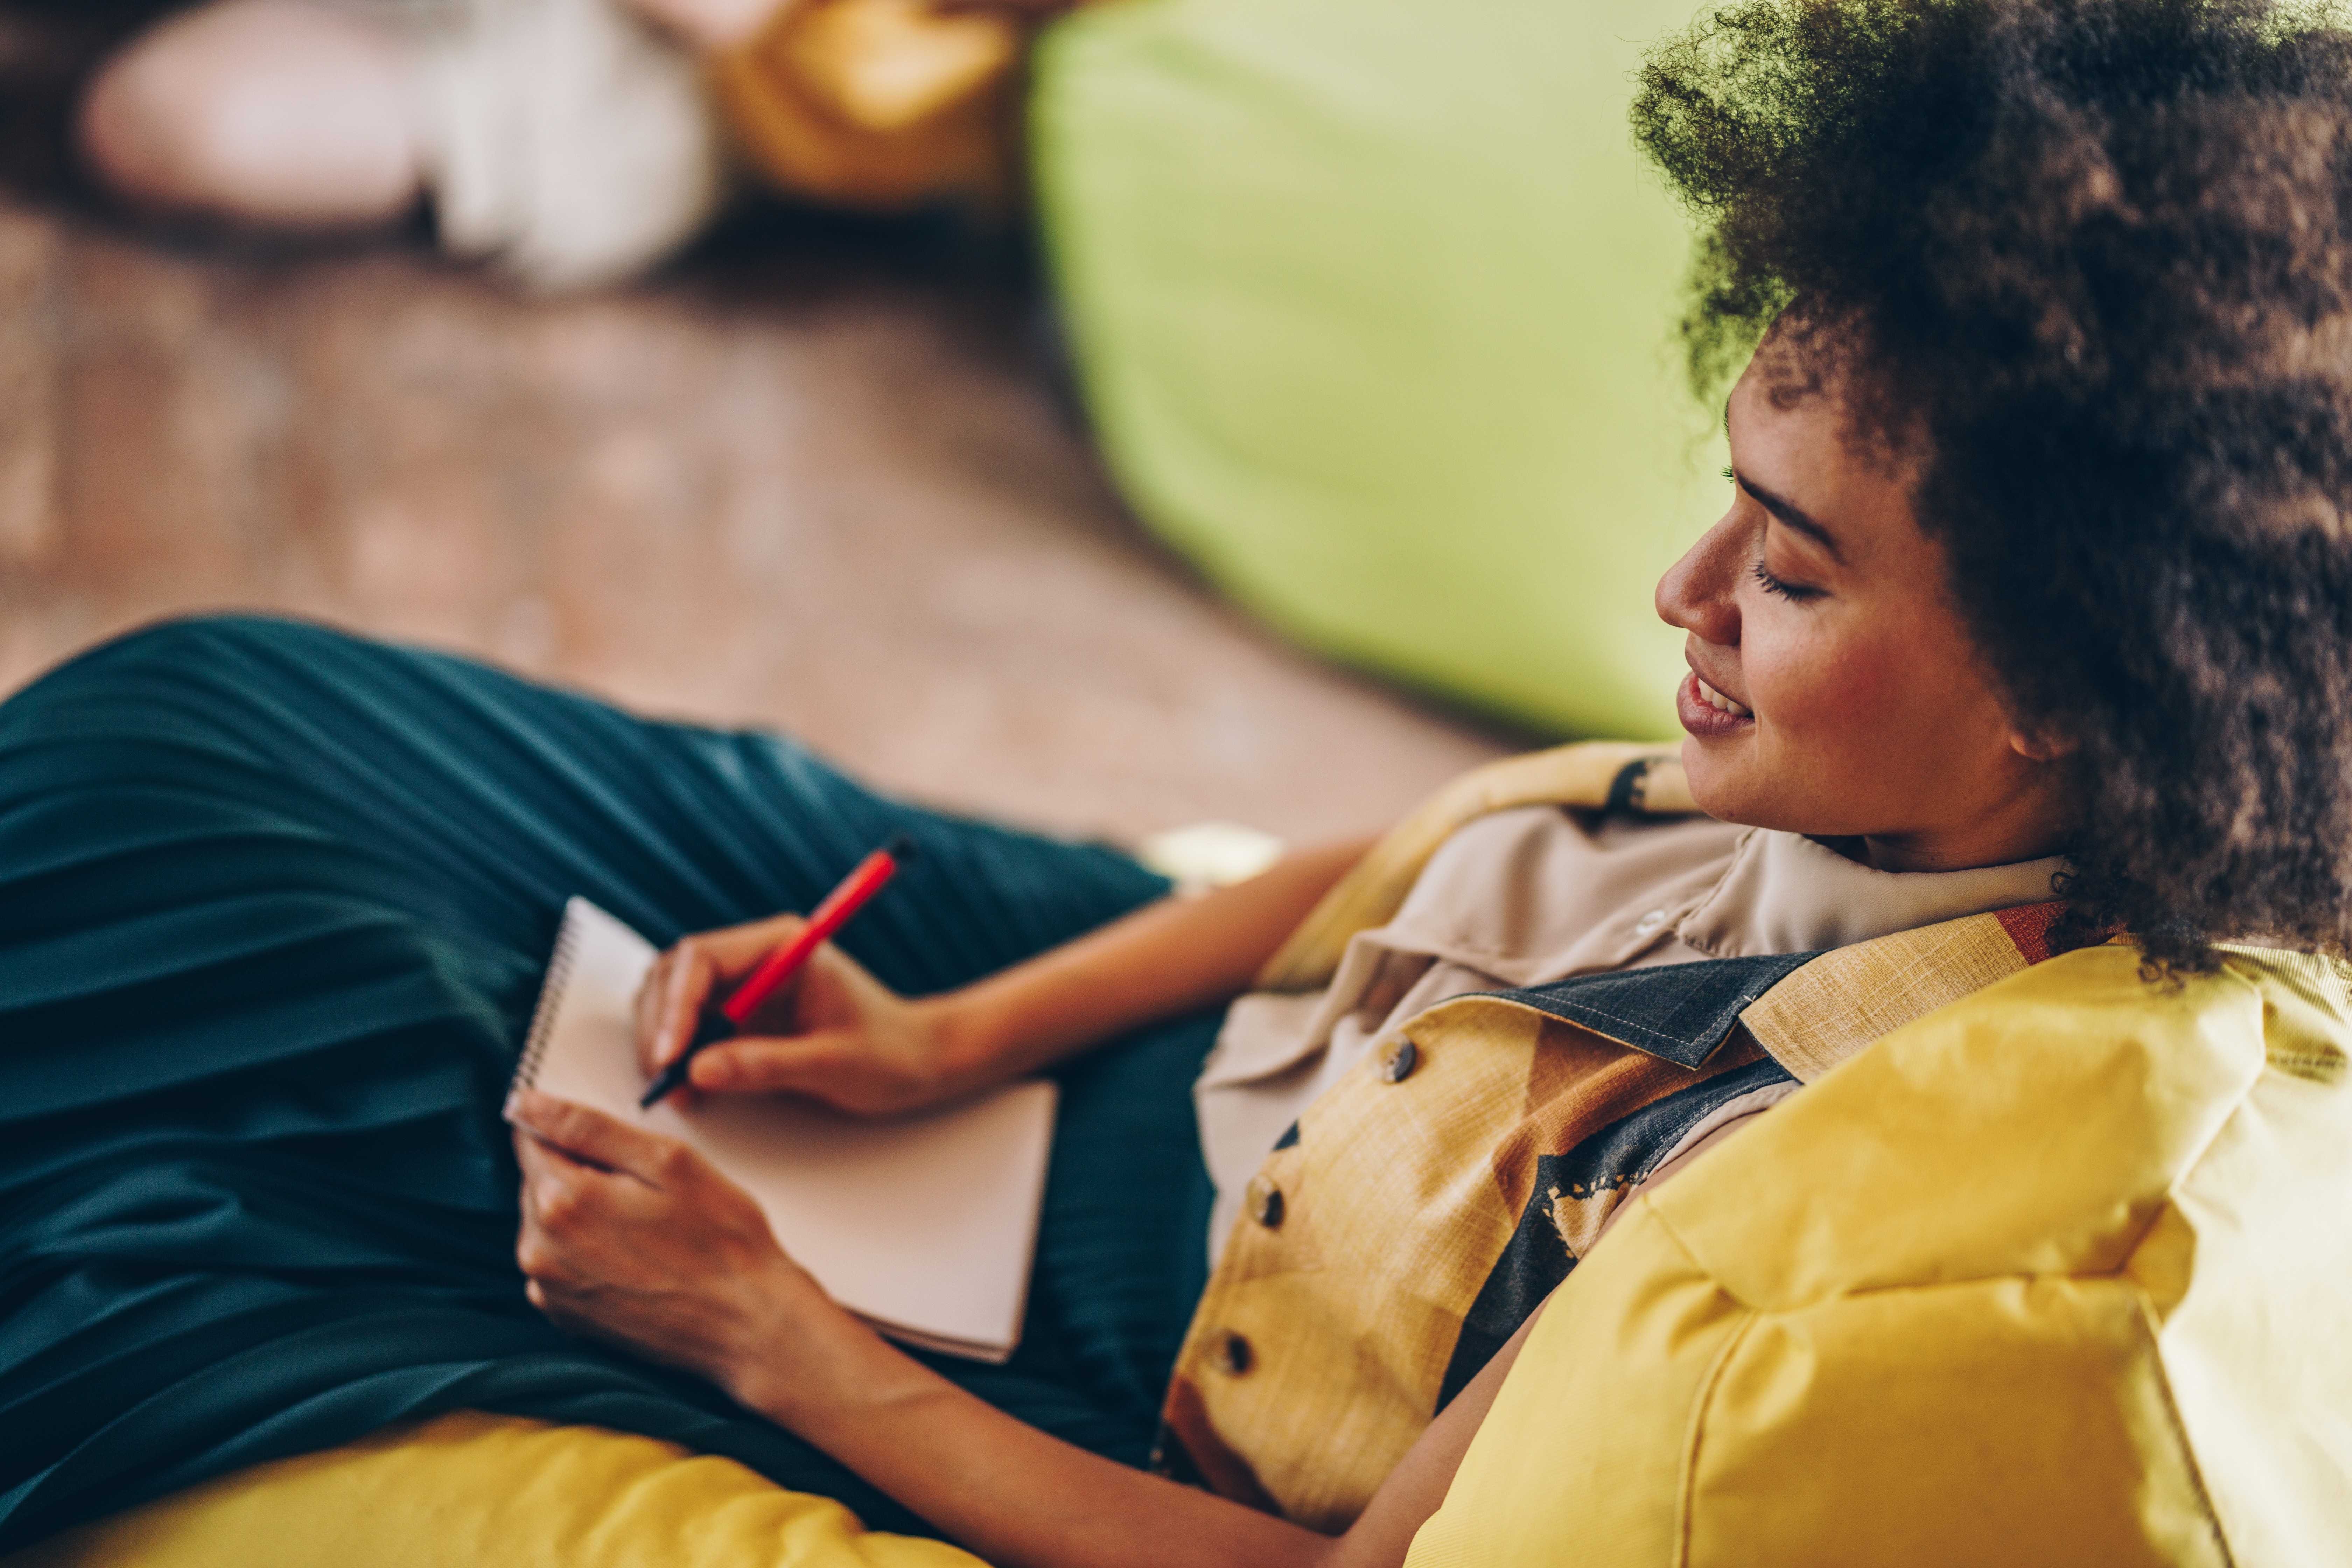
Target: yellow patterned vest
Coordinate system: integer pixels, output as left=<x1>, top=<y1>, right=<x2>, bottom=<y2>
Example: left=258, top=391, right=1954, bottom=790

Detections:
left=1155, top=742, right=2074, bottom=1530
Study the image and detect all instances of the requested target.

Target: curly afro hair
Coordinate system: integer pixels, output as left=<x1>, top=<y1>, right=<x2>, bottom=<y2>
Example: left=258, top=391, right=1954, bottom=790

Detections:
left=1633, top=0, right=2352, bottom=970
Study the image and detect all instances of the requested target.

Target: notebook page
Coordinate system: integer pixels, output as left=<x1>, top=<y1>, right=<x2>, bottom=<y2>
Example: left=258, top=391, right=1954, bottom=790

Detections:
left=515, top=898, right=1055, bottom=1362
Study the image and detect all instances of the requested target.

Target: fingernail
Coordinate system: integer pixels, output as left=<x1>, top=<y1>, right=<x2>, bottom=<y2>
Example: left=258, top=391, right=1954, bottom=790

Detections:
left=502, top=1090, right=525, bottom=1124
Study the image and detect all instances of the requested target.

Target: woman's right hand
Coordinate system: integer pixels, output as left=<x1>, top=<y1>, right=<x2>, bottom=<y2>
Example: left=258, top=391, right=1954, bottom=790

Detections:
left=633, top=915, right=979, bottom=1117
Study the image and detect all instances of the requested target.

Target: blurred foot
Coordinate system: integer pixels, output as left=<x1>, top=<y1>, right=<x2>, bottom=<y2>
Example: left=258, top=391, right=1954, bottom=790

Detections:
left=78, top=0, right=424, bottom=229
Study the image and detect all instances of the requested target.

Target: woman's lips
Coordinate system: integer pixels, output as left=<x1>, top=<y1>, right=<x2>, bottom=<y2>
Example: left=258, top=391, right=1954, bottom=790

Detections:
left=1677, top=671, right=1755, bottom=738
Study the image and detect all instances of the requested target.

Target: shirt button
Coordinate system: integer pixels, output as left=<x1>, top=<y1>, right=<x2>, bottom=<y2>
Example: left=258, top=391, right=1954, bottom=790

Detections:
left=1220, top=1332, right=1254, bottom=1375
left=1634, top=909, right=1669, bottom=936
left=1380, top=1038, right=1418, bottom=1083
left=1246, top=1175, right=1285, bottom=1229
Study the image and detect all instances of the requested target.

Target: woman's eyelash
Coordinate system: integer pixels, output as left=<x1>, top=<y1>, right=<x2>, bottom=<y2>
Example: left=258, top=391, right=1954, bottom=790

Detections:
left=1751, top=560, right=1823, bottom=602
left=1720, top=465, right=1736, bottom=481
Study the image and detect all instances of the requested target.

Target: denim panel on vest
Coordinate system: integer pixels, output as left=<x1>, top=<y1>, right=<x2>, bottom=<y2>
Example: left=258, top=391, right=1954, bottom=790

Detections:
left=1489, top=951, right=1823, bottom=1068
left=1435, top=1053, right=1797, bottom=1408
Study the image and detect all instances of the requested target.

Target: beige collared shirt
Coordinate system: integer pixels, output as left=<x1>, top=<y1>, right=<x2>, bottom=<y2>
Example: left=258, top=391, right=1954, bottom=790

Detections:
left=1196, top=806, right=2063, bottom=1255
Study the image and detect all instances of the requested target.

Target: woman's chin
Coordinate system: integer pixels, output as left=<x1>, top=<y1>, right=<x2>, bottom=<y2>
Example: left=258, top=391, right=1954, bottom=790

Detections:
left=1672, top=684, right=1762, bottom=828
left=1676, top=752, right=1748, bottom=826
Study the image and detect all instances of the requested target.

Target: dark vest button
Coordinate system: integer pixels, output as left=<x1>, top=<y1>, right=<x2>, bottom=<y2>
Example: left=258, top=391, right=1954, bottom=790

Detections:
left=1245, top=1174, right=1284, bottom=1229
left=1380, top=1037, right=1418, bottom=1083
left=1220, top=1332, right=1254, bottom=1375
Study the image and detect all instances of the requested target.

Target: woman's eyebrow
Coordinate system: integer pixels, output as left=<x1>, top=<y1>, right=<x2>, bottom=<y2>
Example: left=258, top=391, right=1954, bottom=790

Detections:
left=1731, top=469, right=1844, bottom=561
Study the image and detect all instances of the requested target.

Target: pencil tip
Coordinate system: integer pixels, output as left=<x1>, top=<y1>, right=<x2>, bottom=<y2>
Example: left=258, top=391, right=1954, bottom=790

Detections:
left=887, top=834, right=917, bottom=863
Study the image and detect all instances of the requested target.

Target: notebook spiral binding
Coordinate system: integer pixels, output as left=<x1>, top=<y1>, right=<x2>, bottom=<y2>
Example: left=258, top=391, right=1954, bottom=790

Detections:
left=513, top=902, right=585, bottom=1092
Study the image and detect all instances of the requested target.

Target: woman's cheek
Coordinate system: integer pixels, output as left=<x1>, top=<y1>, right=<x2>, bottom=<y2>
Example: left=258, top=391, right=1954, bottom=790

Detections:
left=1756, top=626, right=1899, bottom=751
left=1741, top=609, right=1825, bottom=728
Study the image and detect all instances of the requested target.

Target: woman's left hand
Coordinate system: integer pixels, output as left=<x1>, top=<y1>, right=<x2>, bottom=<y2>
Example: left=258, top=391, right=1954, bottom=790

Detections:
left=506, top=1087, right=845, bottom=1401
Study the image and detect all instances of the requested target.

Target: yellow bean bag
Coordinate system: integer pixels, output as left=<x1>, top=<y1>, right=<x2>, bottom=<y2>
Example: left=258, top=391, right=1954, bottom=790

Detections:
left=1408, top=944, right=2352, bottom=1567
left=4, top=1412, right=983, bottom=1568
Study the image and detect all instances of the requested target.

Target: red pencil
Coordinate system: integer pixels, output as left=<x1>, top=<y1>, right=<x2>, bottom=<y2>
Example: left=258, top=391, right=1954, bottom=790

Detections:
left=639, top=834, right=915, bottom=1107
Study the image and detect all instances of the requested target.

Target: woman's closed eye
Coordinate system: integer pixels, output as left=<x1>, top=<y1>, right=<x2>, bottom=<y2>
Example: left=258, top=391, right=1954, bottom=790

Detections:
left=1750, top=558, right=1825, bottom=602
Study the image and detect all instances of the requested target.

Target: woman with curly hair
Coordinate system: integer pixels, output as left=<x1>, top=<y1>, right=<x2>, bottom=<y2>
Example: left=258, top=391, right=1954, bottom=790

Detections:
left=3, top=0, right=2348, bottom=1562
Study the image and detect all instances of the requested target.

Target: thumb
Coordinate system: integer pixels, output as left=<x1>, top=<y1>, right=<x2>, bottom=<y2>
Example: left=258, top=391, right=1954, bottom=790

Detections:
left=688, top=1032, right=861, bottom=1096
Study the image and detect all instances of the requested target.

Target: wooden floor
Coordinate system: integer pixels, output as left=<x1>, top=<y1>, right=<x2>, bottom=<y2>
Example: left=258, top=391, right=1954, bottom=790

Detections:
left=0, top=194, right=1507, bottom=845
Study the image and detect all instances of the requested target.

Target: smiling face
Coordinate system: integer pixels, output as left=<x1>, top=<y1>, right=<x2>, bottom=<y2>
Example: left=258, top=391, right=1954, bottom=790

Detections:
left=1653, top=350, right=2076, bottom=872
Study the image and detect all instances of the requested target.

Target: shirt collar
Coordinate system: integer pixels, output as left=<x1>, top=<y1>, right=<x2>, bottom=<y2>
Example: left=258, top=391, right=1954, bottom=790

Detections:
left=1674, top=828, right=2065, bottom=960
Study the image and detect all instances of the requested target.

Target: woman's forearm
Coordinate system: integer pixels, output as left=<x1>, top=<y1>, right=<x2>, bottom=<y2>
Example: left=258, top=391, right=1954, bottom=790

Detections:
left=927, top=836, right=1372, bottom=1085
left=733, top=1301, right=1344, bottom=1568
left=711, top=1253, right=1527, bottom=1568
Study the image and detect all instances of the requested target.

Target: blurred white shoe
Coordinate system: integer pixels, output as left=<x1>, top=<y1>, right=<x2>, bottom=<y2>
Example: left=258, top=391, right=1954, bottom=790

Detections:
left=404, top=0, right=730, bottom=290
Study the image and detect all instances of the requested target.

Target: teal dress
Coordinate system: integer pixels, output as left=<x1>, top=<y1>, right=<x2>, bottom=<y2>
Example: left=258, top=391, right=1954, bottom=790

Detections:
left=0, top=616, right=1219, bottom=1552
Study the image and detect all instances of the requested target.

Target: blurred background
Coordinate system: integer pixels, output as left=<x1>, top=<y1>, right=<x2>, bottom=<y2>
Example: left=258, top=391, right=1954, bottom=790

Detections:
left=0, top=0, right=1722, bottom=849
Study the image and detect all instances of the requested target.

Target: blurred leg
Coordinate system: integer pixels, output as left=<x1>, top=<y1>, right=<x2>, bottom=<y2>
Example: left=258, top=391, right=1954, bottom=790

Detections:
left=0, top=615, right=1196, bottom=1546
left=77, top=0, right=424, bottom=228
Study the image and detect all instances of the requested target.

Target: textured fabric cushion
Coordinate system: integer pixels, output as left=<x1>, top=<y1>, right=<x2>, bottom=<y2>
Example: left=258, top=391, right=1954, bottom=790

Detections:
left=1403, top=945, right=2352, bottom=1567
left=1, top=1413, right=986, bottom=1568
left=1031, top=0, right=1717, bottom=738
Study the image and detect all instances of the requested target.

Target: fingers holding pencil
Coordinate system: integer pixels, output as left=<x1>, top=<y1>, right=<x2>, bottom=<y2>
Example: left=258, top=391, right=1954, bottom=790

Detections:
left=632, top=913, right=811, bottom=1078
left=630, top=943, right=967, bottom=1116
left=633, top=837, right=924, bottom=1111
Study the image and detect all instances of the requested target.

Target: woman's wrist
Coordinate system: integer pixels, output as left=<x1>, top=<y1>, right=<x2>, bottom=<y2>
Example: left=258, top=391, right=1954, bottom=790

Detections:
left=924, top=964, right=1108, bottom=1090
left=904, top=843, right=1376, bottom=1105
left=916, top=989, right=1013, bottom=1097
left=723, top=1270, right=929, bottom=1432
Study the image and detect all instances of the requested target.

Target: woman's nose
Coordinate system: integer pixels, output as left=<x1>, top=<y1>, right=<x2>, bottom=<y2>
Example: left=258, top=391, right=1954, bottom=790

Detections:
left=1655, top=510, right=1745, bottom=648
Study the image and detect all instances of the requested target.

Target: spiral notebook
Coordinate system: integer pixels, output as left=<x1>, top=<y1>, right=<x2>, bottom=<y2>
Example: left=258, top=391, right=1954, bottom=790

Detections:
left=513, top=897, right=1057, bottom=1363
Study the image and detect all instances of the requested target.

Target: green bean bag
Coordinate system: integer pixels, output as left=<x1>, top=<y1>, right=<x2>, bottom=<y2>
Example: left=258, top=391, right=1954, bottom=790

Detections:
left=1032, top=0, right=1717, bottom=740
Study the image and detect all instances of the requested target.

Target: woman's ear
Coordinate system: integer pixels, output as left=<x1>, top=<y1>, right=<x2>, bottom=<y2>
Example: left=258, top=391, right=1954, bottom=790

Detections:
left=2008, top=726, right=2077, bottom=764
